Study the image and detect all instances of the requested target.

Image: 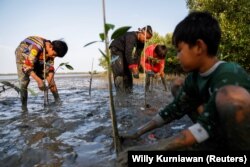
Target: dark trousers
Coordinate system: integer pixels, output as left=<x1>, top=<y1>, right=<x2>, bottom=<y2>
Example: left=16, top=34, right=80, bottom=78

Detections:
left=110, top=47, right=133, bottom=93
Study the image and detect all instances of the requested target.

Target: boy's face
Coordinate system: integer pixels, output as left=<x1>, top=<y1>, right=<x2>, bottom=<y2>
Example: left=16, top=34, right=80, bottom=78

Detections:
left=176, top=41, right=201, bottom=72
left=45, top=42, right=57, bottom=58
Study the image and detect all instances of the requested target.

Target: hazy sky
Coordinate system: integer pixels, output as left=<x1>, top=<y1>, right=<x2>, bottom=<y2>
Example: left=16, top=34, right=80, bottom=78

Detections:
left=0, top=0, right=188, bottom=74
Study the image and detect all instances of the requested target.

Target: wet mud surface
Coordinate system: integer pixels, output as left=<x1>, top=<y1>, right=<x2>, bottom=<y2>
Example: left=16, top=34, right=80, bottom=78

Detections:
left=0, top=75, right=192, bottom=167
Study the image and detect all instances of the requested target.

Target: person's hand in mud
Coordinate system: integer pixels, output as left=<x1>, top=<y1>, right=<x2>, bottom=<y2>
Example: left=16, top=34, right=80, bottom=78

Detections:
left=29, top=71, right=46, bottom=91
left=37, top=80, right=45, bottom=91
left=119, top=129, right=140, bottom=143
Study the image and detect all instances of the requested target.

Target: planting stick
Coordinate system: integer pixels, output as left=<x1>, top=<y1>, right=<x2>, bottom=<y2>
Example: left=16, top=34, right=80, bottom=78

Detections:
left=144, top=27, right=148, bottom=106
left=43, top=47, right=48, bottom=107
left=102, top=0, right=122, bottom=155
left=89, top=58, right=94, bottom=96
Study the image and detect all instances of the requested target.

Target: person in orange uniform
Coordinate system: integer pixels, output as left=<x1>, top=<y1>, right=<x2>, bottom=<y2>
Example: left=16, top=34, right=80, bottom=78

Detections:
left=140, top=44, right=168, bottom=91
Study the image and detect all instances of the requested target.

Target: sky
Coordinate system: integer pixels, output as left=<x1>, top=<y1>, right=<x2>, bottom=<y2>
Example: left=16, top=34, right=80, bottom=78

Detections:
left=0, top=0, right=189, bottom=74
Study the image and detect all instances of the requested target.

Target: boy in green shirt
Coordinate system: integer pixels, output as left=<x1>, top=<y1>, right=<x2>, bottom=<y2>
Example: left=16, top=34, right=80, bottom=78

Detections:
left=118, top=11, right=250, bottom=165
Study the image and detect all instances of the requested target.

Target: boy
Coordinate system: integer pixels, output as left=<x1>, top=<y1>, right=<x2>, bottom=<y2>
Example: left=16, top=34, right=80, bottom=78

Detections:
left=140, top=44, right=168, bottom=91
left=118, top=11, right=250, bottom=165
left=109, top=25, right=153, bottom=94
left=15, top=36, right=68, bottom=111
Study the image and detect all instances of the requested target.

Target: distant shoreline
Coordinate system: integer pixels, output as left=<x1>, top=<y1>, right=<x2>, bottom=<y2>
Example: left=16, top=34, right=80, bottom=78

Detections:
left=0, top=72, right=108, bottom=81
left=0, top=71, right=106, bottom=76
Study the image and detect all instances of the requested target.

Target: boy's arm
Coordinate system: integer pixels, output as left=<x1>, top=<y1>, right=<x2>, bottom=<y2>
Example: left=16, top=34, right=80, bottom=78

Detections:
left=118, top=123, right=210, bottom=166
left=22, top=45, right=40, bottom=75
left=30, top=71, right=44, bottom=90
left=124, top=35, right=142, bottom=78
left=196, top=70, right=250, bottom=139
left=121, top=75, right=200, bottom=139
left=118, top=129, right=197, bottom=166
left=125, top=35, right=137, bottom=69
left=22, top=45, right=46, bottom=90
left=46, top=72, right=60, bottom=102
left=46, top=72, right=57, bottom=92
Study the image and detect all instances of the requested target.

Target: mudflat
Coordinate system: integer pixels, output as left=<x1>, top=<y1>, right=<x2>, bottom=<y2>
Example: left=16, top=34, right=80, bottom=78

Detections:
left=0, top=74, right=191, bottom=167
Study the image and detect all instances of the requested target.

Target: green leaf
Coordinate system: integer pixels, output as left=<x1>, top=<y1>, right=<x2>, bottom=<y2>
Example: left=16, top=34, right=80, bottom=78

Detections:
left=65, top=64, right=74, bottom=70
left=83, top=41, right=100, bottom=47
left=98, top=49, right=108, bottom=61
left=111, top=26, right=131, bottom=40
left=105, top=23, right=115, bottom=34
left=59, top=62, right=67, bottom=67
left=0, top=81, right=20, bottom=94
left=99, top=33, right=105, bottom=41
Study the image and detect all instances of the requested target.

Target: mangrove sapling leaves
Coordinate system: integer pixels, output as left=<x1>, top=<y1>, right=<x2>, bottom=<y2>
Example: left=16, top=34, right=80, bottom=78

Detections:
left=104, top=23, right=115, bottom=35
left=111, top=26, right=131, bottom=40
left=98, top=49, right=108, bottom=61
left=58, top=62, right=74, bottom=70
left=0, top=81, right=38, bottom=96
left=0, top=81, right=21, bottom=94
left=83, top=41, right=101, bottom=47
left=65, top=64, right=74, bottom=70
left=99, top=33, right=105, bottom=41
left=59, top=62, right=67, bottom=67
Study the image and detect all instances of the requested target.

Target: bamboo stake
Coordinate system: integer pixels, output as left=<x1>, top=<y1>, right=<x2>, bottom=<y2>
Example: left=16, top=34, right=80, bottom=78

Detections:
left=43, top=45, right=48, bottom=107
left=102, top=0, right=122, bottom=155
left=89, top=58, right=94, bottom=96
left=144, top=27, right=148, bottom=107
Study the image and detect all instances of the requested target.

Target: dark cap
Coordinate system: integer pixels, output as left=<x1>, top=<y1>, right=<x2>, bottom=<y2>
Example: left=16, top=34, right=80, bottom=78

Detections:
left=139, top=25, right=153, bottom=36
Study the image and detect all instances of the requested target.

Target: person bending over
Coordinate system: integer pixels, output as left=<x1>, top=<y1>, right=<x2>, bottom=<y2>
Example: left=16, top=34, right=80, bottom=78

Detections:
left=15, top=36, right=68, bottom=111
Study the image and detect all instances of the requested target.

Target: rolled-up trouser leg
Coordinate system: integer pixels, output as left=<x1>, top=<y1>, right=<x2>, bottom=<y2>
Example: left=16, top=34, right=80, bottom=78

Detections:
left=52, top=91, right=61, bottom=103
left=16, top=63, right=30, bottom=111
left=110, top=49, right=126, bottom=93
left=16, top=45, right=30, bottom=111
left=123, top=68, right=133, bottom=93
left=114, top=75, right=124, bottom=93
left=20, top=82, right=29, bottom=111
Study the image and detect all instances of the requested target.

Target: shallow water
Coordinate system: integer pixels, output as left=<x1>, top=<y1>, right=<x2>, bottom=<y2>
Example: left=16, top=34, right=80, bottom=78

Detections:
left=0, top=75, right=192, bottom=167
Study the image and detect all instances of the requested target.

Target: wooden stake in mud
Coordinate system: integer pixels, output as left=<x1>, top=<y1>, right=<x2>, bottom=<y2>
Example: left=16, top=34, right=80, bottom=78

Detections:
left=43, top=46, right=48, bottom=107
left=89, top=58, right=94, bottom=96
left=102, top=0, right=122, bottom=155
left=144, top=27, right=148, bottom=107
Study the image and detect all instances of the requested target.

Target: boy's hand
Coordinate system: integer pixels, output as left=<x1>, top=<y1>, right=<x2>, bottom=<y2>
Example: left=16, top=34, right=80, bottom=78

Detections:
left=130, top=67, right=139, bottom=78
left=37, top=80, right=45, bottom=91
left=120, top=129, right=140, bottom=141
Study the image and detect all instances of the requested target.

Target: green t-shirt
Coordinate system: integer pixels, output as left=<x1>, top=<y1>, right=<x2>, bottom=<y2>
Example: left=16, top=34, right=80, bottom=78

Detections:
left=159, top=61, right=250, bottom=138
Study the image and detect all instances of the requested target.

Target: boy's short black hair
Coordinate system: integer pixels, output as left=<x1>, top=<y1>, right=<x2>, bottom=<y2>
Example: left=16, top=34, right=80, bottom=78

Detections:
left=172, top=11, right=221, bottom=56
left=139, top=25, right=153, bottom=36
left=155, top=45, right=167, bottom=59
left=52, top=40, right=68, bottom=57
